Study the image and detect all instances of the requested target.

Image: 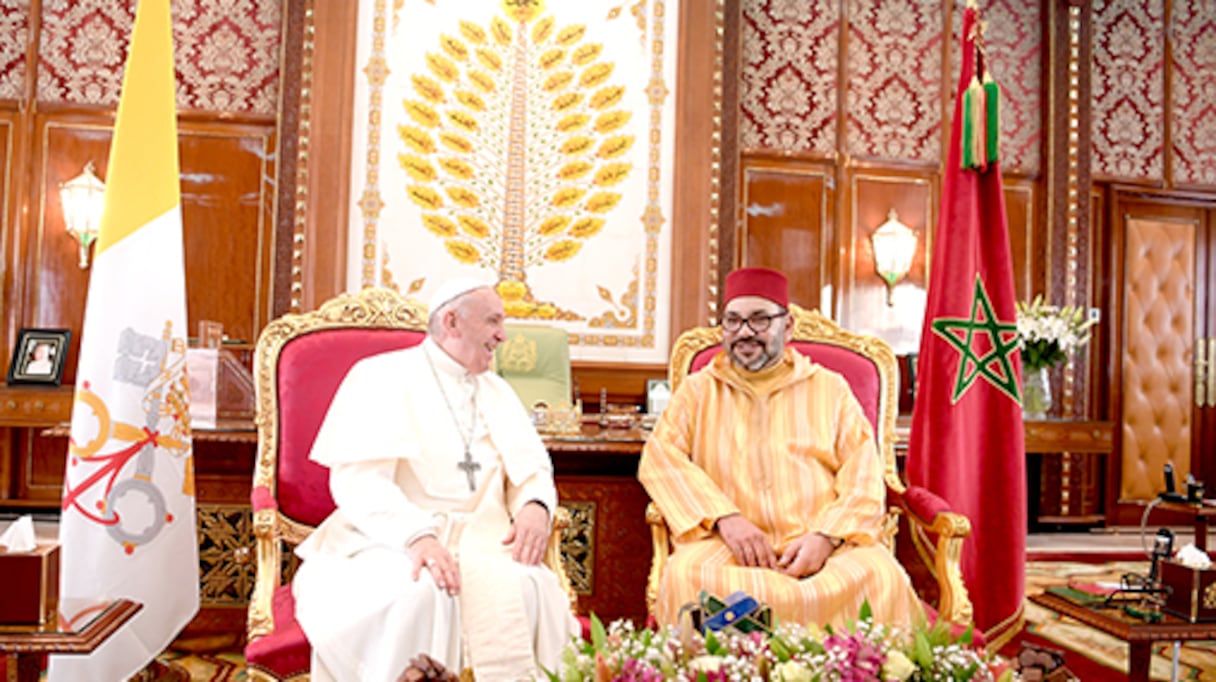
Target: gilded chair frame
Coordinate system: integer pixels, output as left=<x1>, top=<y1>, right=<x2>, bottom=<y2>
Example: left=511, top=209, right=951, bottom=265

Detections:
left=646, top=304, right=974, bottom=628
left=246, top=287, right=573, bottom=682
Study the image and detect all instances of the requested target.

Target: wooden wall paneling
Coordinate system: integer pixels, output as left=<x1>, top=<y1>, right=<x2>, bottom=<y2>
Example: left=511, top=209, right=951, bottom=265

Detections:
left=31, top=114, right=277, bottom=373
left=844, top=170, right=932, bottom=357
left=1003, top=178, right=1036, bottom=302
left=293, top=0, right=357, bottom=313
left=1199, top=205, right=1216, bottom=489
left=32, top=115, right=110, bottom=385
left=177, top=120, right=277, bottom=345
left=271, top=0, right=307, bottom=318
left=571, top=362, right=667, bottom=411
left=0, top=110, right=14, bottom=359
left=738, top=155, right=834, bottom=315
left=17, top=431, right=64, bottom=502
left=1087, top=187, right=1107, bottom=416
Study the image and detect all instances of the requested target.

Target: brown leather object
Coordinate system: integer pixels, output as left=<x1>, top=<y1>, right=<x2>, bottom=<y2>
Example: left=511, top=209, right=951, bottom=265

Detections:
left=1016, top=642, right=1077, bottom=681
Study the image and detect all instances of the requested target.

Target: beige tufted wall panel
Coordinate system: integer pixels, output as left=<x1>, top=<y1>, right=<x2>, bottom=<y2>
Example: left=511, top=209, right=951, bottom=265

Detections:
left=1120, top=217, right=1197, bottom=500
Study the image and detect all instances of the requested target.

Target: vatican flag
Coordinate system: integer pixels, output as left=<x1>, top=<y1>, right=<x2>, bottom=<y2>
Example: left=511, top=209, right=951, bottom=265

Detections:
left=49, top=1, right=198, bottom=679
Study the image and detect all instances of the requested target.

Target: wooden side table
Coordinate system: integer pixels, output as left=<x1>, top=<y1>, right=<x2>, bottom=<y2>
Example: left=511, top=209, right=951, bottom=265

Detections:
left=1029, top=590, right=1216, bottom=681
left=0, top=599, right=141, bottom=682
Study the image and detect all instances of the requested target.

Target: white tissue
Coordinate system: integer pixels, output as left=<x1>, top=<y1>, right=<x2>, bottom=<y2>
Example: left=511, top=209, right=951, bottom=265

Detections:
left=1176, top=542, right=1213, bottom=569
left=0, top=514, right=37, bottom=553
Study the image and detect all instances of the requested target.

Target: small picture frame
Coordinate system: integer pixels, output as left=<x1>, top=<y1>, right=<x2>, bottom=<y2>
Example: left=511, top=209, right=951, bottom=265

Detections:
left=646, top=378, right=671, bottom=415
left=7, top=328, right=71, bottom=386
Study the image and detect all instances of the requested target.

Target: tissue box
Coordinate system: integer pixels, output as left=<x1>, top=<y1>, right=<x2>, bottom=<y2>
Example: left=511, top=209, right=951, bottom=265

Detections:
left=0, top=543, right=60, bottom=624
left=1161, top=559, right=1216, bottom=623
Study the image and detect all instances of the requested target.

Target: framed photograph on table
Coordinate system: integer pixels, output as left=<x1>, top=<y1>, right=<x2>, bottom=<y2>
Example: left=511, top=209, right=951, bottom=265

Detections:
left=7, top=328, right=71, bottom=386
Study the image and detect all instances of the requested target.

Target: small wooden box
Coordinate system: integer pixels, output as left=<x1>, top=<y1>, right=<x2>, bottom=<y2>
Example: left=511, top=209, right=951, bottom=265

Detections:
left=1161, top=559, right=1216, bottom=623
left=0, top=543, right=60, bottom=624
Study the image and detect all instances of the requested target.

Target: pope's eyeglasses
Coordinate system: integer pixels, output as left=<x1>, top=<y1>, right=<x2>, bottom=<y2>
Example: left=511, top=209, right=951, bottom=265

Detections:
left=721, top=309, right=787, bottom=333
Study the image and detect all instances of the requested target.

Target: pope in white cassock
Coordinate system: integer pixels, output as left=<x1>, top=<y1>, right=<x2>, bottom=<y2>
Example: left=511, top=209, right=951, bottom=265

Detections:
left=292, top=279, right=580, bottom=682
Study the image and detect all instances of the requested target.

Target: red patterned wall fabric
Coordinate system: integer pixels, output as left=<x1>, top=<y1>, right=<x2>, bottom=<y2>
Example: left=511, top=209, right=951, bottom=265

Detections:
left=845, top=0, right=942, bottom=163
left=37, top=0, right=280, bottom=114
left=1092, top=0, right=1164, bottom=181
left=1171, top=0, right=1216, bottom=187
left=0, top=0, right=29, bottom=100
left=739, top=0, right=839, bottom=154
left=980, top=0, right=1041, bottom=175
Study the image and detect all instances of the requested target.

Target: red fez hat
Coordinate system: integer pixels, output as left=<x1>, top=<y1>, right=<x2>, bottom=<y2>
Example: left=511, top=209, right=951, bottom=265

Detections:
left=723, top=267, right=789, bottom=308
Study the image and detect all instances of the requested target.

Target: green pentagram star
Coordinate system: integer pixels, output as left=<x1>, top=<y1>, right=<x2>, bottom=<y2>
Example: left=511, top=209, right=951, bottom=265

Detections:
left=930, top=276, right=1022, bottom=404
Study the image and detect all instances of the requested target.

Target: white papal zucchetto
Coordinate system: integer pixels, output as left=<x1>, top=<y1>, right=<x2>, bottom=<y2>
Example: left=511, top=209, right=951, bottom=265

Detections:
left=427, top=277, right=495, bottom=315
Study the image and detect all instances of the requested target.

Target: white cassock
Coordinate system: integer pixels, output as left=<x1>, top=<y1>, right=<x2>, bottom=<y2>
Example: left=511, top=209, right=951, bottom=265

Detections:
left=293, top=339, right=579, bottom=682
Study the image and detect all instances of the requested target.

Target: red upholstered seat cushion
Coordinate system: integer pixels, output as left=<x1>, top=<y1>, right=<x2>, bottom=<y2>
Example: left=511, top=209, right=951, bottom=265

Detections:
left=244, top=585, right=310, bottom=678
left=275, top=327, right=426, bottom=526
left=688, top=342, right=881, bottom=435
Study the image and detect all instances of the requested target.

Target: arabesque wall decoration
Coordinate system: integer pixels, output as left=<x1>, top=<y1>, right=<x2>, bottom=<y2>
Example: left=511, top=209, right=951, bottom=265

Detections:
left=348, top=0, right=677, bottom=362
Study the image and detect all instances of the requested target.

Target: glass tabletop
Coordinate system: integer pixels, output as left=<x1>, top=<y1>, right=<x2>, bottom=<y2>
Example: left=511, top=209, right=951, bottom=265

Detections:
left=0, top=598, right=124, bottom=636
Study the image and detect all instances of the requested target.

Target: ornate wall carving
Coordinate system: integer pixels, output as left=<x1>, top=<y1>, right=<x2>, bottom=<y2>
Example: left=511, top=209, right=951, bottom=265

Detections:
left=36, top=0, right=280, bottom=114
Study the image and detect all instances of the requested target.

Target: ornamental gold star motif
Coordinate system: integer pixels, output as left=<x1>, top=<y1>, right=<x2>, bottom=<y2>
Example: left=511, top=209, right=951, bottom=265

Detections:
left=930, top=276, right=1022, bottom=405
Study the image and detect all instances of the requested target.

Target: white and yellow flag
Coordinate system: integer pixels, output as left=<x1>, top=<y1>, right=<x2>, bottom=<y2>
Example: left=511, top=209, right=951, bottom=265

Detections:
left=50, top=1, right=198, bottom=679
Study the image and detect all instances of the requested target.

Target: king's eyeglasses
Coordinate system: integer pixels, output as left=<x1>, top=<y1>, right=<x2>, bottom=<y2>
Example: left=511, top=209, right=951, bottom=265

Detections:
left=721, top=309, right=787, bottom=333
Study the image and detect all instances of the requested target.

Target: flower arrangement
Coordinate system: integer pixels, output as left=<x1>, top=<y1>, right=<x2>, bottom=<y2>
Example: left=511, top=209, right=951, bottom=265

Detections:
left=548, top=603, right=1010, bottom=682
left=1014, top=295, right=1095, bottom=371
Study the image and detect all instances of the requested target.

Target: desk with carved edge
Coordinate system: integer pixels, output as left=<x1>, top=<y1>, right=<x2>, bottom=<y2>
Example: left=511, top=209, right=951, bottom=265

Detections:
left=1029, top=590, right=1216, bottom=682
left=543, top=422, right=650, bottom=623
left=0, top=599, right=141, bottom=682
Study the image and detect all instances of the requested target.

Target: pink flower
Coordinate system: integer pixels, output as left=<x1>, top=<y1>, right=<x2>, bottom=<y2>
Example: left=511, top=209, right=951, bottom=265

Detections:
left=821, top=631, right=887, bottom=681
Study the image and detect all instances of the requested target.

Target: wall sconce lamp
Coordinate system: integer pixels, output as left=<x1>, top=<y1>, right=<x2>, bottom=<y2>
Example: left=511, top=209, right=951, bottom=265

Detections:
left=870, top=209, right=917, bottom=306
left=59, top=162, right=106, bottom=269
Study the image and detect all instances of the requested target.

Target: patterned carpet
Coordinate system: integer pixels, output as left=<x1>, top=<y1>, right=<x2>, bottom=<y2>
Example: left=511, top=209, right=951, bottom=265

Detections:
left=1024, top=560, right=1216, bottom=680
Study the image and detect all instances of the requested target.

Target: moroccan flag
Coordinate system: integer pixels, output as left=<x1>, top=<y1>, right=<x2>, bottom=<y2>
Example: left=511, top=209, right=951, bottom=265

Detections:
left=49, top=1, right=198, bottom=679
left=905, top=6, right=1026, bottom=649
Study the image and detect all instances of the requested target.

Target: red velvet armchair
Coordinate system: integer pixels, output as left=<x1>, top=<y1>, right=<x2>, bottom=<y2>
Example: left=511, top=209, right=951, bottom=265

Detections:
left=243, top=287, right=574, bottom=681
left=645, top=304, right=976, bottom=635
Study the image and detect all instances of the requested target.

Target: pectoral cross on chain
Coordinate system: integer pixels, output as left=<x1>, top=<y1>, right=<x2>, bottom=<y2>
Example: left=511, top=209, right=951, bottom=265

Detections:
left=457, top=449, right=481, bottom=491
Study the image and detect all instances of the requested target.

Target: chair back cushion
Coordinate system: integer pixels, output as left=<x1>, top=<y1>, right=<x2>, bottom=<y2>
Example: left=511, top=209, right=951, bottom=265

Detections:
left=495, top=324, right=572, bottom=409
left=686, top=341, right=880, bottom=436
left=276, top=327, right=426, bottom=526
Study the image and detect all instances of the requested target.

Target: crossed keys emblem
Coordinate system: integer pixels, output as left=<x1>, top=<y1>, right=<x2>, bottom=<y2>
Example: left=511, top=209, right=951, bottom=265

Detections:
left=61, top=324, right=192, bottom=554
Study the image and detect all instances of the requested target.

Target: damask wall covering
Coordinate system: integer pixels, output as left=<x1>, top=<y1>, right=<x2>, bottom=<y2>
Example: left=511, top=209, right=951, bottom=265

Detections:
left=739, top=0, right=1041, bottom=174
left=348, top=0, right=677, bottom=362
left=29, top=0, right=280, bottom=114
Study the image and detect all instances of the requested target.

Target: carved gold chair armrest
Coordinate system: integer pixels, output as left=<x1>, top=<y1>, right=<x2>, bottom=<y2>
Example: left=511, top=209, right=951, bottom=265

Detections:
left=644, top=502, right=670, bottom=619
left=247, top=489, right=282, bottom=640
left=892, top=486, right=974, bottom=627
left=546, top=505, right=577, bottom=609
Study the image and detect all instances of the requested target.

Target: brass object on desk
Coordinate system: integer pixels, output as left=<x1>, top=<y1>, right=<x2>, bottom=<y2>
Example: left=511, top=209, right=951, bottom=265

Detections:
left=531, top=400, right=582, bottom=436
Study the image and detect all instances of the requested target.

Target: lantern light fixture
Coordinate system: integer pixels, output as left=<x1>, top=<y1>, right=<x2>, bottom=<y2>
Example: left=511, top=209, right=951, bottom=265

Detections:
left=870, top=209, right=918, bottom=306
left=59, top=162, right=106, bottom=269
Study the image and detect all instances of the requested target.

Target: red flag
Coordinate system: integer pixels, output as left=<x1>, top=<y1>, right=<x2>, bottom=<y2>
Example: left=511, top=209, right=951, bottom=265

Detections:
left=906, top=6, right=1025, bottom=649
